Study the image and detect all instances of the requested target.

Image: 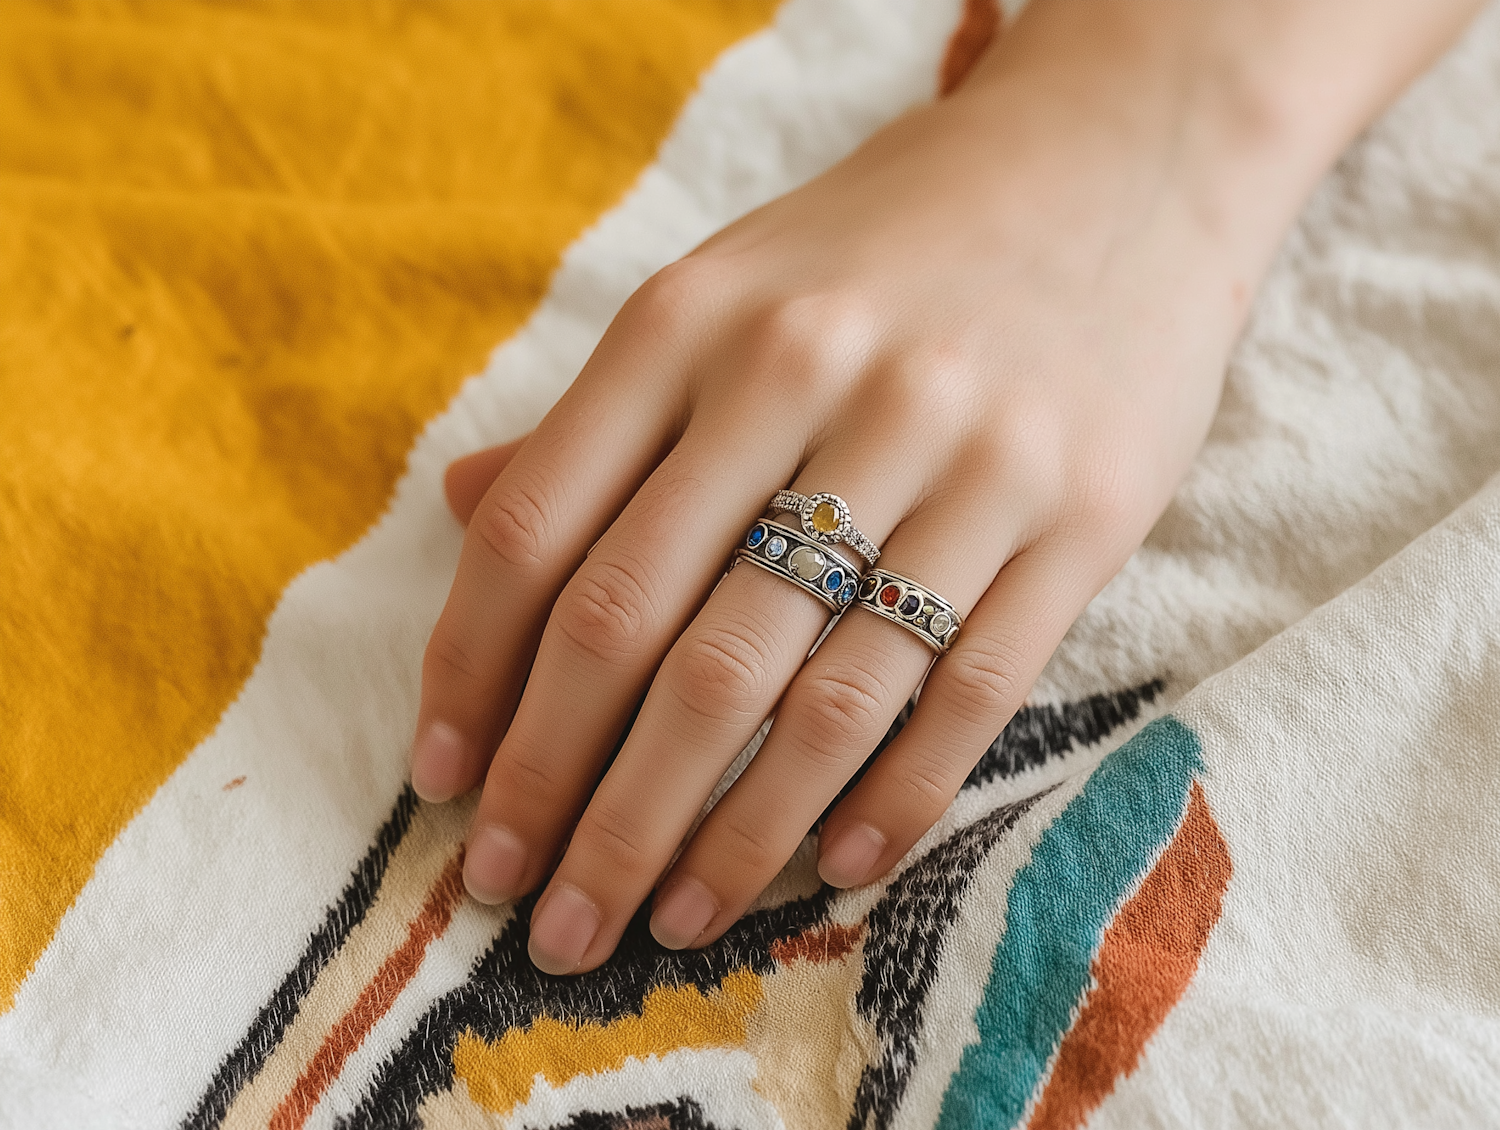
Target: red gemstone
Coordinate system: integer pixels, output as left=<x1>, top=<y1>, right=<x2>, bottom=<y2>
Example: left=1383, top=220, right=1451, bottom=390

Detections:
left=879, top=584, right=901, bottom=608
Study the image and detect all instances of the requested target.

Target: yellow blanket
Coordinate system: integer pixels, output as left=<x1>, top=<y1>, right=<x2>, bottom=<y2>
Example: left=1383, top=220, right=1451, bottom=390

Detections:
left=6, top=2, right=1500, bottom=1128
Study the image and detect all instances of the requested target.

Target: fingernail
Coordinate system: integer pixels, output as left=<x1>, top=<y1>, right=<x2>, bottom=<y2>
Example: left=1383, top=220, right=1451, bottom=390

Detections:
left=819, top=823, right=887, bottom=889
left=463, top=823, right=528, bottom=905
left=528, top=883, right=600, bottom=975
left=650, top=877, right=718, bottom=951
left=410, top=721, right=465, bottom=803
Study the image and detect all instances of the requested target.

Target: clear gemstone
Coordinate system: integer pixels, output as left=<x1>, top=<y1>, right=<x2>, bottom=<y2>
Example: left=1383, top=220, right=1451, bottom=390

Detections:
left=765, top=535, right=787, bottom=559
left=810, top=500, right=841, bottom=534
left=788, top=546, right=826, bottom=581
left=929, top=612, right=952, bottom=637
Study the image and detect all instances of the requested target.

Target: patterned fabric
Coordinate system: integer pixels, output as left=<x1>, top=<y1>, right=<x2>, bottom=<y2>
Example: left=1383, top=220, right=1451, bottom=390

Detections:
left=3, top=1, right=1500, bottom=1127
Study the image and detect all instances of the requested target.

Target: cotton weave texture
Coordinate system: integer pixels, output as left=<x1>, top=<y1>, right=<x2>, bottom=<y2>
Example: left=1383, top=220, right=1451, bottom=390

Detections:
left=3, top=1, right=1500, bottom=1127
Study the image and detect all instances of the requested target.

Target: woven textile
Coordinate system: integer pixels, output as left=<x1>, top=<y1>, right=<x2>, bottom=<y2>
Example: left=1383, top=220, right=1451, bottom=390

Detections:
left=3, top=1, right=1500, bottom=1127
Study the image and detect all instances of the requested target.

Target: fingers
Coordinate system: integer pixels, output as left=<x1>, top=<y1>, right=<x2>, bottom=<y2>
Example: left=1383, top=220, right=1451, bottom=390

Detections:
left=443, top=438, right=528, bottom=526
left=651, top=611, right=931, bottom=947
left=411, top=288, right=707, bottom=805
left=526, top=561, right=830, bottom=973
left=461, top=419, right=800, bottom=904
left=649, top=489, right=1016, bottom=948
left=520, top=453, right=940, bottom=974
left=816, top=540, right=1095, bottom=886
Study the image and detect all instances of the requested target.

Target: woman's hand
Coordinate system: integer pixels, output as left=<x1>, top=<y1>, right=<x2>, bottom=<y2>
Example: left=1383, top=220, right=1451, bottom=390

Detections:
left=411, top=0, right=1482, bottom=974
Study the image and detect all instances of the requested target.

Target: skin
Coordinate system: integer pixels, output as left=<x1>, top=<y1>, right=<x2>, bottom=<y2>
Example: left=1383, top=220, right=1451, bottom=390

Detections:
left=413, top=0, right=1485, bottom=974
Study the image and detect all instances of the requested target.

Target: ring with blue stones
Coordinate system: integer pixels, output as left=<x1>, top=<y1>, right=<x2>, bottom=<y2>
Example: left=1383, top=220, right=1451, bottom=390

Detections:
left=734, top=519, right=861, bottom=613
left=854, top=567, right=963, bottom=654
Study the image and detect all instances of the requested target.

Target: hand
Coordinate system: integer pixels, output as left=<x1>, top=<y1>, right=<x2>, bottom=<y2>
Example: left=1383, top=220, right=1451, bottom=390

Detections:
left=410, top=0, right=1473, bottom=974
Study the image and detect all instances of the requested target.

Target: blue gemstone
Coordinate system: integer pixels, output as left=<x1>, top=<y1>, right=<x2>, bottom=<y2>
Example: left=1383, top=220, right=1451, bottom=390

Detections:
left=839, top=581, right=856, bottom=605
left=746, top=523, right=766, bottom=549
left=823, top=568, right=843, bottom=593
left=765, top=536, right=787, bottom=559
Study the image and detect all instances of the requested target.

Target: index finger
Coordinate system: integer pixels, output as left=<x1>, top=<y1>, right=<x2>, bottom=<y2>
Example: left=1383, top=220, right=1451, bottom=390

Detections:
left=410, top=274, right=710, bottom=804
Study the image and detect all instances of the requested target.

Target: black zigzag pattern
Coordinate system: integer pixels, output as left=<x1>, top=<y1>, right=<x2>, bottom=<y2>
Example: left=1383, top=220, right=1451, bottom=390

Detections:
left=337, top=886, right=836, bottom=1130
left=544, top=1097, right=723, bottom=1130
left=846, top=795, right=1042, bottom=1130
left=186, top=680, right=1163, bottom=1128
left=823, top=679, right=1164, bottom=823
left=965, top=679, right=1165, bottom=786
left=181, top=787, right=420, bottom=1130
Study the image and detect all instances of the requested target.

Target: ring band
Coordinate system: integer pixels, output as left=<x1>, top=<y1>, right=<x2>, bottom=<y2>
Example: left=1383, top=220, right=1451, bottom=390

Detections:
left=734, top=520, right=861, bottom=613
left=768, top=489, right=880, bottom=567
left=855, top=568, right=962, bottom=654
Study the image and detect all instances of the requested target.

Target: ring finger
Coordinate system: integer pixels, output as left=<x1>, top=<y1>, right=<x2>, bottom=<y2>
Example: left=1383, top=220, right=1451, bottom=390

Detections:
left=648, top=487, right=1019, bottom=949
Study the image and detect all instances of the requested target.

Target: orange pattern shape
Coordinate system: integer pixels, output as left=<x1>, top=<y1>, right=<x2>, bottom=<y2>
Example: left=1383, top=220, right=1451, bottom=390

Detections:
left=1027, top=782, right=1232, bottom=1130
left=269, top=853, right=467, bottom=1130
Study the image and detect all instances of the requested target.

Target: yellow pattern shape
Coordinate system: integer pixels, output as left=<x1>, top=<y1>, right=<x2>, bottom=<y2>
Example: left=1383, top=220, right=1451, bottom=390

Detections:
left=453, top=970, right=764, bottom=1114
left=0, top=0, right=777, bottom=1011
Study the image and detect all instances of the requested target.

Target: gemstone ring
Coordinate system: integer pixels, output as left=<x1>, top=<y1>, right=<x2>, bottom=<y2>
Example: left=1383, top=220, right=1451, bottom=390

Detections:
left=854, top=567, right=962, bottom=654
left=768, top=489, right=879, bottom=567
left=734, top=519, right=862, bottom=613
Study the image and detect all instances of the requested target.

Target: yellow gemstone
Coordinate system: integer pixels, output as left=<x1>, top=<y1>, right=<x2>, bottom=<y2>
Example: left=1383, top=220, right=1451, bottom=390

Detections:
left=810, top=501, right=841, bottom=534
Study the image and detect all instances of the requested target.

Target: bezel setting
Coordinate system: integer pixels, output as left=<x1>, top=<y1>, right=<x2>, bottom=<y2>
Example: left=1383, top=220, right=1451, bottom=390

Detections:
left=768, top=488, right=879, bottom=566
left=800, top=492, right=853, bottom=546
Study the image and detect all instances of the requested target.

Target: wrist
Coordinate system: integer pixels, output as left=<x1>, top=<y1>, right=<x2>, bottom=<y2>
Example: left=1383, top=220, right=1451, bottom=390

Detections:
left=950, top=0, right=1481, bottom=293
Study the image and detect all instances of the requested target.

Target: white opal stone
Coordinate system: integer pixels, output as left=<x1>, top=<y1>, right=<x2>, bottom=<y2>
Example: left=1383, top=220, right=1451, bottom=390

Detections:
left=929, top=612, right=952, bottom=638
left=787, top=545, right=826, bottom=581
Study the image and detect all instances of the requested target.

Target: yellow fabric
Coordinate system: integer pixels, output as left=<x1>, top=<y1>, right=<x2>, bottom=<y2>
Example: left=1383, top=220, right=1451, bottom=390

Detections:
left=0, top=0, right=777, bottom=1011
left=451, top=970, right=764, bottom=1114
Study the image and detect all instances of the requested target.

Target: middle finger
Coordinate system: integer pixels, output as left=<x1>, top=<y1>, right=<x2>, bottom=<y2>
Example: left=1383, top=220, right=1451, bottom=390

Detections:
left=524, top=456, right=921, bottom=975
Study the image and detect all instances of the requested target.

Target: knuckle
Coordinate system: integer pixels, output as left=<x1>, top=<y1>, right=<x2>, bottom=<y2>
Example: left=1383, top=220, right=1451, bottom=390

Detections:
left=628, top=259, right=708, bottom=341
left=423, top=629, right=481, bottom=688
left=554, top=557, right=658, bottom=667
left=470, top=475, right=554, bottom=573
left=893, top=745, right=965, bottom=812
left=746, top=293, right=873, bottom=398
left=712, top=812, right=783, bottom=875
left=1071, top=452, right=1139, bottom=534
left=669, top=621, right=776, bottom=723
left=498, top=740, right=565, bottom=806
left=942, top=638, right=1028, bottom=728
left=576, top=800, right=651, bottom=877
left=786, top=668, right=890, bottom=769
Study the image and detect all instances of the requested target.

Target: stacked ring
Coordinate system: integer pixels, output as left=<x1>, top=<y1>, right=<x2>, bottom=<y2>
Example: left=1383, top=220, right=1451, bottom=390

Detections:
left=734, top=520, right=861, bottom=613
left=855, top=568, right=962, bottom=654
left=768, top=490, right=880, bottom=567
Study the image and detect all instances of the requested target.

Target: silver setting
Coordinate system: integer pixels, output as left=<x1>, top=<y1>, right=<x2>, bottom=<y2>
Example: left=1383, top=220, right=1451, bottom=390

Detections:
left=735, top=520, right=862, bottom=613
left=768, top=489, right=879, bottom=567
left=854, top=567, right=962, bottom=655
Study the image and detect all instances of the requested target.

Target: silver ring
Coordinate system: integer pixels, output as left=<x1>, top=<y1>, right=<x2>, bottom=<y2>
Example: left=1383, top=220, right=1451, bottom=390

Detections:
left=768, top=489, right=879, bottom=567
left=733, top=520, right=861, bottom=613
left=855, top=568, right=962, bottom=654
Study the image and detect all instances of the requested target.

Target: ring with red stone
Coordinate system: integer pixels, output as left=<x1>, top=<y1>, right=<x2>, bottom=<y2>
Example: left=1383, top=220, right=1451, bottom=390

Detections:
left=768, top=489, right=879, bottom=567
left=854, top=568, right=962, bottom=654
left=734, top=519, right=862, bottom=613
